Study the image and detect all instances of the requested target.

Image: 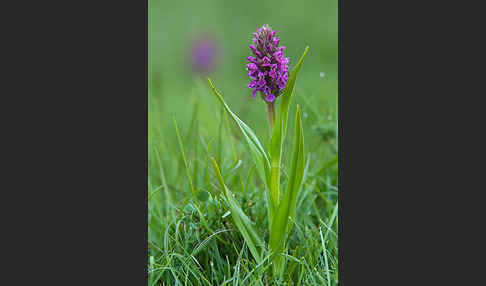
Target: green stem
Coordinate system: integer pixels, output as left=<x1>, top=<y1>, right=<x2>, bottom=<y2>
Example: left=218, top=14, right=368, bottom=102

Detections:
left=267, top=101, right=275, bottom=135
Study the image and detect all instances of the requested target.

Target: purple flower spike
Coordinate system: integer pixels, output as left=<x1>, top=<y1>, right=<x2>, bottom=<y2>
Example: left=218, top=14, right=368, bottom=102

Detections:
left=246, top=24, right=290, bottom=103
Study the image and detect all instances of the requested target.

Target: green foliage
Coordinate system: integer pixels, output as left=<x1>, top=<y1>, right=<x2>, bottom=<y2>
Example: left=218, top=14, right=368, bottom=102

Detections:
left=269, top=105, right=305, bottom=275
left=208, top=79, right=274, bottom=225
left=149, top=90, right=338, bottom=285
left=211, top=157, right=264, bottom=263
left=268, top=46, right=309, bottom=227
left=208, top=79, right=271, bottom=188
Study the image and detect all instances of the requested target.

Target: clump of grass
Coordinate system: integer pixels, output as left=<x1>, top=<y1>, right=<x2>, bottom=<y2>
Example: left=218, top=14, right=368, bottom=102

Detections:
left=149, top=98, right=338, bottom=285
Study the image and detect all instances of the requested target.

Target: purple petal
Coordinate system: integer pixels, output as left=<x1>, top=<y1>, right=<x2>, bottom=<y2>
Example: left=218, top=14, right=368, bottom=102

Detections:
left=269, top=69, right=276, bottom=79
left=265, top=93, right=275, bottom=102
left=252, top=89, right=258, bottom=98
left=261, top=56, right=271, bottom=67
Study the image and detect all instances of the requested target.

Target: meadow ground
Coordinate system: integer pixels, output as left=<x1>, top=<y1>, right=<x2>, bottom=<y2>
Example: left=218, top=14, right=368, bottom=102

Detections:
left=148, top=0, right=337, bottom=284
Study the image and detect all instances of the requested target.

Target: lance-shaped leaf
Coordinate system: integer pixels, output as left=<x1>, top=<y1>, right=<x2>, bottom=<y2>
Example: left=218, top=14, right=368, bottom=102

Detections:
left=275, top=46, right=309, bottom=138
left=268, top=47, right=309, bottom=223
left=208, top=79, right=271, bottom=203
left=211, top=157, right=263, bottom=263
left=269, top=105, right=305, bottom=273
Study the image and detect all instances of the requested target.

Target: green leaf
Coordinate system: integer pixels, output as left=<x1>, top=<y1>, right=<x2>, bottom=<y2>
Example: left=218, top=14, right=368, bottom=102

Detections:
left=275, top=46, right=309, bottom=138
left=268, top=47, right=309, bottom=225
left=269, top=105, right=305, bottom=274
left=207, top=79, right=270, bottom=193
left=210, top=157, right=263, bottom=263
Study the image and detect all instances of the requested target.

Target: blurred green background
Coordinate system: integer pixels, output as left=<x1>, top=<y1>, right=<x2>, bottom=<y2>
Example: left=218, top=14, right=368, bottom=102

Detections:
left=149, top=0, right=338, bottom=147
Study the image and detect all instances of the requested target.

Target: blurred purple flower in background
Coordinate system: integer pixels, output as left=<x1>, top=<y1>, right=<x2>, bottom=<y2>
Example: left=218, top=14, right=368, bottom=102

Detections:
left=190, top=34, right=219, bottom=75
left=246, top=24, right=289, bottom=103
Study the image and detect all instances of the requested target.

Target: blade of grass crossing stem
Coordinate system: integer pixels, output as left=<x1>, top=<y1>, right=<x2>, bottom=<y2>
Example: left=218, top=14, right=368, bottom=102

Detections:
left=208, top=79, right=271, bottom=198
left=268, top=47, right=309, bottom=225
left=270, top=105, right=305, bottom=275
left=210, top=157, right=263, bottom=264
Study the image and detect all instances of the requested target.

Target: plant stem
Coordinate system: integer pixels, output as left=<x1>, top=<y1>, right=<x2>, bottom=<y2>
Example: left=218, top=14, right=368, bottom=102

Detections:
left=267, top=101, right=276, bottom=135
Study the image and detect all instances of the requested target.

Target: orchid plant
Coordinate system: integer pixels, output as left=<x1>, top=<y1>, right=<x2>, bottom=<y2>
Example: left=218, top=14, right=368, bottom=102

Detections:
left=208, top=24, right=309, bottom=277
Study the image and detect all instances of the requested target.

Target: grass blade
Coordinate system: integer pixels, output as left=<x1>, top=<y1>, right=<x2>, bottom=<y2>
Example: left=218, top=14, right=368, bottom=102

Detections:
left=154, top=147, right=173, bottom=218
left=211, top=157, right=263, bottom=263
left=174, top=117, right=213, bottom=233
left=319, top=227, right=331, bottom=286
left=173, top=116, right=197, bottom=200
